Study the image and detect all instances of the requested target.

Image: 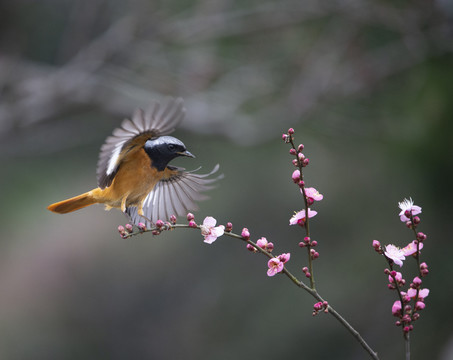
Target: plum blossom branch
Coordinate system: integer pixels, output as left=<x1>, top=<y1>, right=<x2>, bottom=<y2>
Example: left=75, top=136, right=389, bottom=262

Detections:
left=119, top=213, right=379, bottom=359
left=284, top=128, right=321, bottom=290
left=372, top=198, right=429, bottom=360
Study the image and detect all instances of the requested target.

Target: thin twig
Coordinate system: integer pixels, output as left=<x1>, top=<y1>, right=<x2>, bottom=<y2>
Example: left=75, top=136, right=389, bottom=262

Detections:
left=123, top=223, right=379, bottom=359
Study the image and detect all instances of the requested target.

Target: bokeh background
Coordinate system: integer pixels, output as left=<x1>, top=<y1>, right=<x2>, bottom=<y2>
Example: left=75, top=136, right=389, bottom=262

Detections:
left=1, top=0, right=452, bottom=359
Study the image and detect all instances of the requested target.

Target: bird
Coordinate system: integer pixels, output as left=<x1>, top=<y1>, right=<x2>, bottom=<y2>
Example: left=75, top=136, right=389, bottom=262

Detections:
left=47, top=97, right=222, bottom=227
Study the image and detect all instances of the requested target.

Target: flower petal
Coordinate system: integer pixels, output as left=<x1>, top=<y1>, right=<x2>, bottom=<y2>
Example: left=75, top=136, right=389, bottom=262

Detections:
left=203, top=216, right=217, bottom=227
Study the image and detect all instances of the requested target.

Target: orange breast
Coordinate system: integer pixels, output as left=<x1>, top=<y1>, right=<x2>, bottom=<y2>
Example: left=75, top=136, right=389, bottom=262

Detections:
left=98, top=148, right=162, bottom=208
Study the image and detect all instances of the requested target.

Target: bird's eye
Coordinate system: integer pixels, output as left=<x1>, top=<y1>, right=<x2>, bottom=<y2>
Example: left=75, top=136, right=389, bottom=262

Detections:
left=168, top=144, right=175, bottom=151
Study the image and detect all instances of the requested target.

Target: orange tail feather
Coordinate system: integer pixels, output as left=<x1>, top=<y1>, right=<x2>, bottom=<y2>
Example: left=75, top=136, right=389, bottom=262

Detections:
left=47, top=191, right=97, bottom=214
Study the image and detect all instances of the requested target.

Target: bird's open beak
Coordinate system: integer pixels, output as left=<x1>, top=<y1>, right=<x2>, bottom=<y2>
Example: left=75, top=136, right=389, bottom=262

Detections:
left=177, top=150, right=195, bottom=158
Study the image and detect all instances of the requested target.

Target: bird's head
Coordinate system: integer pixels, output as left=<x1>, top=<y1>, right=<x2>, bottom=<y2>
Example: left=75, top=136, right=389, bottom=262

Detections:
left=144, top=136, right=195, bottom=171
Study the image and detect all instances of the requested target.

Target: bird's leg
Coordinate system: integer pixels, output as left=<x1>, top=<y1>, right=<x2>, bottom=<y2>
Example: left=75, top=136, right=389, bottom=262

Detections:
left=121, top=196, right=128, bottom=213
left=137, top=203, right=154, bottom=226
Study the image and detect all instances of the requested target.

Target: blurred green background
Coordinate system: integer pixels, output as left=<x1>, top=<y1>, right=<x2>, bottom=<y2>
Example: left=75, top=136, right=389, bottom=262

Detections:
left=1, top=0, right=452, bottom=359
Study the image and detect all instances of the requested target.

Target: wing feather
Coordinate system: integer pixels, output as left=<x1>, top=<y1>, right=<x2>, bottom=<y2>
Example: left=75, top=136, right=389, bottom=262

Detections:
left=96, top=97, right=186, bottom=188
left=126, top=165, right=223, bottom=227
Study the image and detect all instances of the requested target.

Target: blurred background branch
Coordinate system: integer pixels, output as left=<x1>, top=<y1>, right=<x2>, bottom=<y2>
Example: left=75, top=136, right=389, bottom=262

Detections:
left=1, top=0, right=451, bottom=144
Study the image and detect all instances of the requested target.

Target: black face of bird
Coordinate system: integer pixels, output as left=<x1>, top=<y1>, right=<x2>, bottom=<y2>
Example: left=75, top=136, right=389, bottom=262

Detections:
left=144, top=136, right=195, bottom=171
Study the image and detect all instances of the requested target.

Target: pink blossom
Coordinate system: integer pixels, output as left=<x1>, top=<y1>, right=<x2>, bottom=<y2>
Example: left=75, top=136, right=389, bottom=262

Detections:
left=304, top=187, right=323, bottom=201
left=267, top=258, right=284, bottom=277
left=256, top=237, right=274, bottom=251
left=267, top=253, right=291, bottom=277
left=289, top=209, right=317, bottom=226
left=278, top=253, right=291, bottom=263
left=398, top=198, right=422, bottom=222
left=402, top=241, right=423, bottom=256
left=407, top=288, right=430, bottom=300
left=392, top=300, right=402, bottom=316
left=384, top=244, right=406, bottom=267
left=200, top=216, right=225, bottom=244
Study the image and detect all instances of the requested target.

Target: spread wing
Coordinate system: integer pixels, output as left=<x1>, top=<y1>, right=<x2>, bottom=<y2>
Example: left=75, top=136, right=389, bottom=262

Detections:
left=96, top=97, right=186, bottom=189
left=126, top=164, right=223, bottom=226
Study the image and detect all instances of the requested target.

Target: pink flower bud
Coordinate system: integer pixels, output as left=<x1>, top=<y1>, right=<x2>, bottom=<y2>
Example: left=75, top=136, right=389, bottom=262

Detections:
left=288, top=128, right=295, bottom=135
left=298, top=241, right=306, bottom=248
left=390, top=270, right=397, bottom=277
left=392, top=301, right=402, bottom=316
left=372, top=240, right=381, bottom=249
left=292, top=170, right=301, bottom=183
left=170, top=215, right=177, bottom=224
left=307, top=197, right=314, bottom=206
left=256, top=237, right=268, bottom=249
left=302, top=158, right=310, bottom=167
left=413, top=216, right=420, bottom=224
left=155, top=220, right=164, bottom=228
left=413, top=276, right=422, bottom=286
left=246, top=244, right=257, bottom=252
left=267, top=242, right=274, bottom=251
left=225, top=222, right=233, bottom=232
left=298, top=180, right=305, bottom=188
left=289, top=148, right=297, bottom=155
left=189, top=220, right=197, bottom=228
left=282, top=134, right=288, bottom=141
left=152, top=230, right=160, bottom=235
left=298, top=153, right=305, bottom=161
left=416, top=232, right=426, bottom=241
left=420, top=262, right=428, bottom=269
left=241, top=228, right=250, bottom=240
left=138, top=222, right=146, bottom=231
left=302, top=267, right=309, bottom=273
left=304, top=236, right=311, bottom=244
left=313, top=302, right=323, bottom=311
left=125, top=224, right=133, bottom=233
left=415, top=301, right=425, bottom=310
left=292, top=159, right=298, bottom=166
left=118, top=225, right=125, bottom=234
left=311, top=240, right=318, bottom=247
left=406, top=221, right=413, bottom=229
left=187, top=213, right=195, bottom=221
left=305, top=272, right=311, bottom=278
left=297, top=144, right=304, bottom=152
